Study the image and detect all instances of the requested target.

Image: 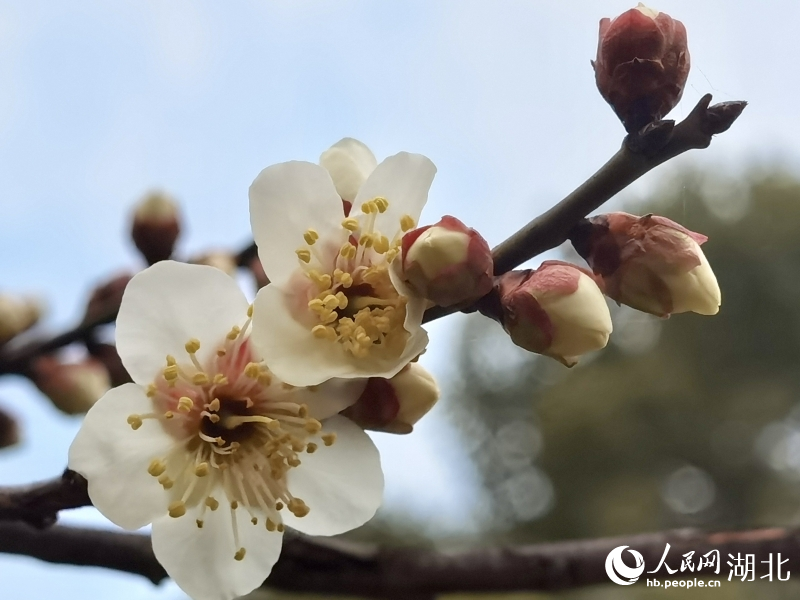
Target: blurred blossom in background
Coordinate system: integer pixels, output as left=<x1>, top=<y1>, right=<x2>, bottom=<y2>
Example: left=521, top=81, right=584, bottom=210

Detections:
left=3, top=1, right=800, bottom=599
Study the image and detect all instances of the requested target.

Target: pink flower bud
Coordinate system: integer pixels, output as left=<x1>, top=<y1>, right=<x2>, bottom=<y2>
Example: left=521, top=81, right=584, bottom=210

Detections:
left=397, top=216, right=493, bottom=308
left=31, top=356, right=111, bottom=414
left=342, top=362, right=439, bottom=434
left=571, top=212, right=720, bottom=317
left=0, top=294, right=42, bottom=344
left=497, top=261, right=612, bottom=366
left=130, top=191, right=181, bottom=265
left=593, top=3, right=690, bottom=132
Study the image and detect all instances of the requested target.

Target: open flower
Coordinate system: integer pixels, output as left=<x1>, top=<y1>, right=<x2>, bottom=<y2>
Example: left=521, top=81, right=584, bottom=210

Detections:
left=249, top=152, right=436, bottom=386
left=68, top=261, right=383, bottom=600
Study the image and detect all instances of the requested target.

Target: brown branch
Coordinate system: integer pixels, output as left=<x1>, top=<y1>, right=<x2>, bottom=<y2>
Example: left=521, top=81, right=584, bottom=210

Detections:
left=422, top=94, right=746, bottom=324
left=0, top=522, right=796, bottom=597
left=0, top=470, right=89, bottom=528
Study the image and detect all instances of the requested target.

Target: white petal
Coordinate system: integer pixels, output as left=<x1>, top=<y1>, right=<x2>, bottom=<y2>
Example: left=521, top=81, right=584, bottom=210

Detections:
left=68, top=383, right=175, bottom=530
left=281, top=378, right=367, bottom=421
left=352, top=152, right=436, bottom=234
left=251, top=285, right=429, bottom=386
left=544, top=274, right=613, bottom=358
left=283, top=415, right=383, bottom=536
left=249, top=161, right=346, bottom=285
left=152, top=493, right=282, bottom=600
left=319, top=138, right=378, bottom=203
left=116, top=261, right=250, bottom=385
left=665, top=243, right=721, bottom=315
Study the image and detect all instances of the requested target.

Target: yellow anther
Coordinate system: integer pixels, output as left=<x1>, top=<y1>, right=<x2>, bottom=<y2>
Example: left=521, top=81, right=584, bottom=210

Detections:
left=258, top=373, right=273, bottom=386
left=166, top=355, right=177, bottom=366
left=185, top=338, right=201, bottom=354
left=192, top=373, right=210, bottom=385
left=158, top=474, right=174, bottom=489
left=305, top=419, right=322, bottom=434
left=374, top=235, right=390, bottom=254
left=298, top=404, right=309, bottom=418
left=306, top=442, right=318, bottom=454
left=308, top=298, right=325, bottom=312
left=178, top=397, right=193, bottom=413
left=267, top=419, right=282, bottom=431
left=146, top=384, right=157, bottom=398
left=340, top=242, right=356, bottom=259
left=213, top=374, right=228, bottom=385
left=251, top=516, right=258, bottom=525
left=164, top=411, right=174, bottom=420
left=287, top=457, right=301, bottom=467
left=226, top=326, right=241, bottom=340
left=303, top=229, right=319, bottom=245
left=266, top=518, right=276, bottom=532
left=288, top=498, right=310, bottom=518
left=335, top=291, right=348, bottom=309
left=127, top=415, right=143, bottom=430
left=312, top=325, right=329, bottom=339
left=205, top=497, right=219, bottom=511
left=323, top=295, right=339, bottom=310
left=385, top=248, right=398, bottom=263
left=341, top=217, right=359, bottom=231
left=360, top=201, right=374, bottom=214
left=322, top=432, right=337, bottom=446
left=163, top=365, right=179, bottom=382
left=276, top=523, right=285, bottom=533
left=244, top=362, right=261, bottom=378
left=168, top=501, right=186, bottom=518
left=194, top=462, right=209, bottom=477
left=231, top=500, right=239, bottom=510
left=374, top=197, right=389, bottom=212
left=206, top=413, right=220, bottom=424
left=247, top=303, right=254, bottom=318
left=275, top=501, right=284, bottom=511
left=216, top=348, right=227, bottom=357
left=400, top=214, right=416, bottom=232
left=148, top=459, right=166, bottom=477
left=317, top=273, right=332, bottom=289
left=296, top=248, right=312, bottom=263
left=196, top=519, right=204, bottom=529
left=207, top=398, right=220, bottom=412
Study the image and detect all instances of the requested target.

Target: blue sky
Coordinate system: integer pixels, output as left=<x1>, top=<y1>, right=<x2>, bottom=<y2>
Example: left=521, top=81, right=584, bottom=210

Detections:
left=0, top=1, right=797, bottom=598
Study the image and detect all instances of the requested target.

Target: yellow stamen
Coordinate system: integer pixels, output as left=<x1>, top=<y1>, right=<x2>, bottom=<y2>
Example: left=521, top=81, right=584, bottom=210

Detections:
left=194, top=462, right=209, bottom=477
left=296, top=248, right=312, bottom=263
left=168, top=501, right=186, bottom=518
left=303, top=229, right=319, bottom=245
left=127, top=415, right=143, bottom=430
left=148, top=459, right=166, bottom=477
left=178, top=397, right=193, bottom=412
left=322, top=432, right=337, bottom=446
left=234, top=548, right=246, bottom=561
left=206, top=497, right=219, bottom=511
left=185, top=338, right=201, bottom=354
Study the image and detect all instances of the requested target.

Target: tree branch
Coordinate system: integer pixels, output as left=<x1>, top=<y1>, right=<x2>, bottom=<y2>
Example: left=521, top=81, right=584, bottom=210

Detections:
left=423, top=94, right=746, bottom=323
left=0, top=471, right=89, bottom=528
left=0, top=521, right=795, bottom=597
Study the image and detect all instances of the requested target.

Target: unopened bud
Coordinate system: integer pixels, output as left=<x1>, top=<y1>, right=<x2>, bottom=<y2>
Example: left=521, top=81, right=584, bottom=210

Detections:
left=83, top=273, right=131, bottom=325
left=319, top=138, right=377, bottom=215
left=397, top=216, right=493, bottom=308
left=31, top=356, right=111, bottom=414
left=495, top=262, right=612, bottom=366
left=593, top=3, right=690, bottom=132
left=0, top=294, right=42, bottom=344
left=190, top=252, right=238, bottom=277
left=570, top=212, right=720, bottom=317
left=342, top=363, right=439, bottom=434
left=130, top=191, right=181, bottom=265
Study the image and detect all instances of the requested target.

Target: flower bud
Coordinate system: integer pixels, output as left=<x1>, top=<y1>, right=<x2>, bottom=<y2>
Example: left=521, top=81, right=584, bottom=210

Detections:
left=593, top=3, right=690, bottom=132
left=189, top=252, right=238, bottom=277
left=397, top=216, right=493, bottom=308
left=319, top=138, right=378, bottom=210
left=31, top=356, right=111, bottom=415
left=130, top=191, right=182, bottom=265
left=496, top=262, right=612, bottom=366
left=342, top=363, right=439, bottom=434
left=83, top=273, right=131, bottom=325
left=570, top=212, right=720, bottom=317
left=0, top=294, right=42, bottom=344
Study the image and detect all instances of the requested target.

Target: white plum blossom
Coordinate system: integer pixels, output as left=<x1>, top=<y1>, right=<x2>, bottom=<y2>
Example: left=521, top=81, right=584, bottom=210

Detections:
left=68, top=261, right=383, bottom=600
left=248, top=144, right=436, bottom=386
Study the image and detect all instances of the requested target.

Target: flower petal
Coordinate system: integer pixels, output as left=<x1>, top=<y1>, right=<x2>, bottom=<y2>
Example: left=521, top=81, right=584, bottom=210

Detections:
left=68, top=383, right=175, bottom=530
left=249, top=161, right=346, bottom=285
left=116, top=261, right=250, bottom=385
left=152, top=493, right=282, bottom=600
left=352, top=152, right=436, bottom=234
left=283, top=415, right=383, bottom=536
left=281, top=378, right=367, bottom=421
left=251, top=285, right=429, bottom=385
left=319, top=138, right=378, bottom=203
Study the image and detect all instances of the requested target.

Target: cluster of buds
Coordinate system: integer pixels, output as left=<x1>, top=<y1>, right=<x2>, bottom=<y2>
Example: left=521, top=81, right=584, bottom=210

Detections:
left=489, top=261, right=613, bottom=366
left=0, top=294, right=42, bottom=345
left=342, top=363, right=439, bottom=434
left=130, top=191, right=181, bottom=265
left=593, top=3, right=689, bottom=132
left=570, top=212, right=720, bottom=318
left=395, top=216, right=494, bottom=308
left=31, top=356, right=111, bottom=415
